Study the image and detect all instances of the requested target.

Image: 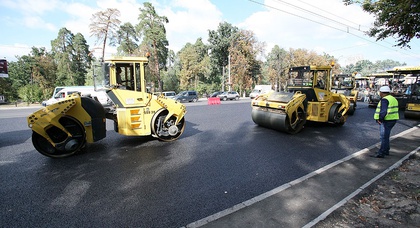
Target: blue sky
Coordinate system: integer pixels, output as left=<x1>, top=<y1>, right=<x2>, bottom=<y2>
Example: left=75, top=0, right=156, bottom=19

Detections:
left=2, top=0, right=420, bottom=68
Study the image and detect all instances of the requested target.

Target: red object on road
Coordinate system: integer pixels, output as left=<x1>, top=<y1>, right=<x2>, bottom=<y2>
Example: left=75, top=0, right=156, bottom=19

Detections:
left=208, top=97, right=221, bottom=105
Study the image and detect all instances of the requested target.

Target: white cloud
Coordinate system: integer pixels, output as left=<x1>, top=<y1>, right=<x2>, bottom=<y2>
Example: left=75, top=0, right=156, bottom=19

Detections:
left=23, top=16, right=56, bottom=31
left=61, top=2, right=96, bottom=38
left=1, top=44, right=41, bottom=60
left=160, top=0, right=222, bottom=52
left=3, top=0, right=59, bottom=31
left=235, top=0, right=408, bottom=66
left=3, top=0, right=59, bottom=15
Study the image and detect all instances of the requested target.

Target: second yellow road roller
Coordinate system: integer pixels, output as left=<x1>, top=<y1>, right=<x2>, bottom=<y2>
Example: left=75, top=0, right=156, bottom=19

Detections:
left=251, top=64, right=350, bottom=134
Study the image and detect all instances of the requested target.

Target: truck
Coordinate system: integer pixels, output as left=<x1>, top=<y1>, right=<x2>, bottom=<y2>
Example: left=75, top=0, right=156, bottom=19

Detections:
left=27, top=55, right=186, bottom=158
left=249, top=85, right=273, bottom=99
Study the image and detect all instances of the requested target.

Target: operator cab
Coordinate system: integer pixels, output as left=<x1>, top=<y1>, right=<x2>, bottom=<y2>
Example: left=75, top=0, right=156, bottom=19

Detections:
left=103, top=61, right=144, bottom=92
left=287, top=66, right=331, bottom=102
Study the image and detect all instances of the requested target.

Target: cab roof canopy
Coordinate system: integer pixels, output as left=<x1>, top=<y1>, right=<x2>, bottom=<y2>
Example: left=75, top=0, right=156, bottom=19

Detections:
left=289, top=65, right=332, bottom=72
left=105, top=56, right=149, bottom=62
left=387, top=66, right=420, bottom=75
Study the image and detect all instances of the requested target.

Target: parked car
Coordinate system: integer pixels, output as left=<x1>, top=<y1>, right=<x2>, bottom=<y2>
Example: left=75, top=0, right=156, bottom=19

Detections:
left=162, top=91, right=176, bottom=98
left=217, top=91, right=240, bottom=101
left=173, top=90, right=198, bottom=102
left=209, top=91, right=223, bottom=98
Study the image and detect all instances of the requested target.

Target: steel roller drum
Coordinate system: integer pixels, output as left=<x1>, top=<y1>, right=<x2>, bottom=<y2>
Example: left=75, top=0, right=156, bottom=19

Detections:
left=251, top=106, right=306, bottom=134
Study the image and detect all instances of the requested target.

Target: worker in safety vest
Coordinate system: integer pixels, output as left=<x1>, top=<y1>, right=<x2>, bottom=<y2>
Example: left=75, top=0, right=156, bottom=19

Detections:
left=372, top=86, right=399, bottom=158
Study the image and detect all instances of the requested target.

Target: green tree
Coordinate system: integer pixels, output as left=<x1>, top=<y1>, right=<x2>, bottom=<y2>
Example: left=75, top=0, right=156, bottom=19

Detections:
left=51, top=28, right=75, bottom=85
left=208, top=22, right=239, bottom=89
left=30, top=47, right=57, bottom=99
left=266, top=45, right=288, bottom=91
left=5, top=47, right=57, bottom=102
left=228, top=29, right=263, bottom=95
left=137, top=2, right=169, bottom=92
left=51, top=28, right=89, bottom=86
left=374, top=59, right=406, bottom=72
left=343, top=0, right=420, bottom=48
left=286, top=48, right=329, bottom=67
left=178, top=41, right=209, bottom=91
left=353, top=59, right=374, bottom=76
left=115, top=22, right=139, bottom=55
left=8, top=55, right=33, bottom=91
left=161, top=50, right=179, bottom=91
left=89, top=8, right=121, bottom=61
left=18, top=84, right=43, bottom=104
left=341, top=59, right=405, bottom=75
left=72, top=33, right=91, bottom=85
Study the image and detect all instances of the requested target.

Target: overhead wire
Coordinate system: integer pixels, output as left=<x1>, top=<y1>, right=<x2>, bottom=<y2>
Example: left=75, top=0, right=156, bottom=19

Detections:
left=272, top=0, right=365, bottom=33
left=293, top=0, right=408, bottom=49
left=247, top=0, right=420, bottom=61
left=295, top=0, right=369, bottom=30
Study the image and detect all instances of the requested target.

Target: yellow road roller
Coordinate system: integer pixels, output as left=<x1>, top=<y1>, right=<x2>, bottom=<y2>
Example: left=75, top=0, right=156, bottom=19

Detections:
left=27, top=56, right=186, bottom=158
left=251, top=64, right=350, bottom=134
left=331, top=73, right=358, bottom=115
left=387, top=66, right=420, bottom=119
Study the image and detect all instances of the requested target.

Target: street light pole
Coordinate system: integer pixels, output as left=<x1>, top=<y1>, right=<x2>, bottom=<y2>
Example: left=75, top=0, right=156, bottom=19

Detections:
left=228, top=54, right=231, bottom=91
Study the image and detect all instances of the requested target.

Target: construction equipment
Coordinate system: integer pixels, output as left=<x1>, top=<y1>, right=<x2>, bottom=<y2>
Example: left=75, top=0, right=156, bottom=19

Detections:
left=367, top=72, right=407, bottom=108
left=251, top=64, right=350, bottom=134
left=27, top=56, right=186, bottom=158
left=331, top=73, right=358, bottom=115
left=387, top=66, right=420, bottom=119
left=355, top=76, right=371, bottom=101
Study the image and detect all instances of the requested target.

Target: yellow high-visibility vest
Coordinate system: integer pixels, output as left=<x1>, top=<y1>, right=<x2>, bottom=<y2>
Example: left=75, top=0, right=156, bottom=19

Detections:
left=374, top=95, right=399, bottom=120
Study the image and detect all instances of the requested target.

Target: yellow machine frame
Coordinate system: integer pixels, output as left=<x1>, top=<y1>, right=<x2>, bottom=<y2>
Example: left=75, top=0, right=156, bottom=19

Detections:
left=27, top=55, right=187, bottom=158
left=251, top=64, right=350, bottom=134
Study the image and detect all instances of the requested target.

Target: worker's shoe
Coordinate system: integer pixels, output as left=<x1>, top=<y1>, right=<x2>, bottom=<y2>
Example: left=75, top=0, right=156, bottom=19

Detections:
left=370, top=154, right=384, bottom=158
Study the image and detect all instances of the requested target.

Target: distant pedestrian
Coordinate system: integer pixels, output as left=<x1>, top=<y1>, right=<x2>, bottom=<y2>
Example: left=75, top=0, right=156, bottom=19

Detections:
left=372, top=86, right=399, bottom=158
left=363, top=88, right=370, bottom=102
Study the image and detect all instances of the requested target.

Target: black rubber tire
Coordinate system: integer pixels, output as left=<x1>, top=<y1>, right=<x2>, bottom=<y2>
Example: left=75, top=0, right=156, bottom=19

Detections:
left=328, top=103, right=346, bottom=126
left=348, top=102, right=355, bottom=115
left=151, top=109, right=186, bottom=142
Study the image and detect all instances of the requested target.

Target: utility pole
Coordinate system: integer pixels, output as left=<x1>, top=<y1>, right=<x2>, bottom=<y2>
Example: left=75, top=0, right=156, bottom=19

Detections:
left=228, top=54, right=231, bottom=91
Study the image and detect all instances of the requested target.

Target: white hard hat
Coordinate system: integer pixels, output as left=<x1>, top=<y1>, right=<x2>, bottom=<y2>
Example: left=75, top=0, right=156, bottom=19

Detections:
left=379, top=86, right=391, bottom=93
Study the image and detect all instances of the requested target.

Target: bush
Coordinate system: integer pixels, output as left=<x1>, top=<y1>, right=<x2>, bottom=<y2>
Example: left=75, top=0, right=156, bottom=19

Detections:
left=18, top=84, right=43, bottom=104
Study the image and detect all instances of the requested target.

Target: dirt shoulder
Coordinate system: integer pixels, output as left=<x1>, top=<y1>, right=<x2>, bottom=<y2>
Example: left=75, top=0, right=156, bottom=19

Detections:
left=315, top=152, right=420, bottom=227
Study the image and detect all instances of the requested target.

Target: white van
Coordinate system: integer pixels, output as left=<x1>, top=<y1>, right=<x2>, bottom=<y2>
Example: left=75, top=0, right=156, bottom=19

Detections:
left=249, top=85, right=273, bottom=99
left=162, top=91, right=176, bottom=98
left=42, top=86, right=109, bottom=106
